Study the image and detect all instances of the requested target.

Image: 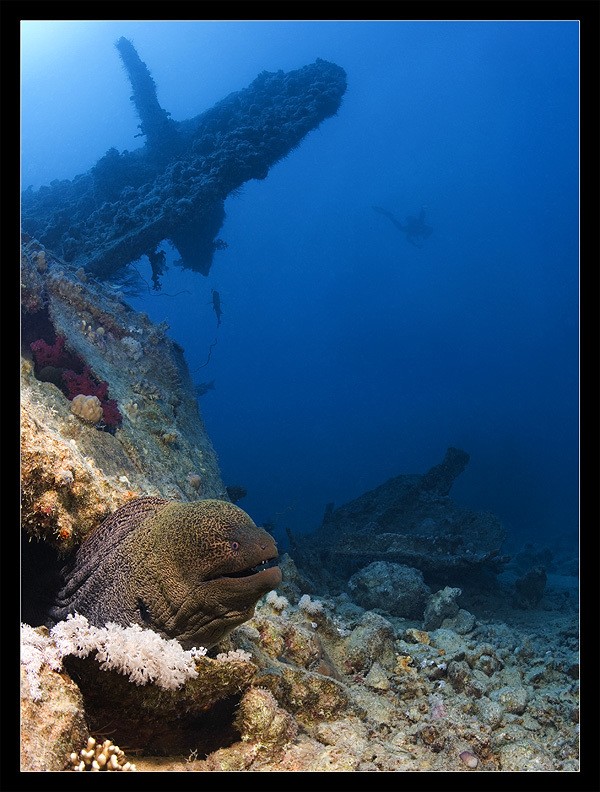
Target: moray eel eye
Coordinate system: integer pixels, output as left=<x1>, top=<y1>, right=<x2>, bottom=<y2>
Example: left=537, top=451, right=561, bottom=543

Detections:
left=231, top=541, right=240, bottom=551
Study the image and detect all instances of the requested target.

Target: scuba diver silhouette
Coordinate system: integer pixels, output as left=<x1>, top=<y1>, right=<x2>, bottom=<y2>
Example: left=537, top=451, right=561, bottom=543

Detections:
left=373, top=205, right=433, bottom=248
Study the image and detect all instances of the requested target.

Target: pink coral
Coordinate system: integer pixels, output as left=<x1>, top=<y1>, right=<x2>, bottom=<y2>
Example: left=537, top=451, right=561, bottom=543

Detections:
left=62, top=369, right=122, bottom=428
left=62, top=367, right=108, bottom=401
left=30, top=335, right=71, bottom=368
left=100, top=399, right=122, bottom=428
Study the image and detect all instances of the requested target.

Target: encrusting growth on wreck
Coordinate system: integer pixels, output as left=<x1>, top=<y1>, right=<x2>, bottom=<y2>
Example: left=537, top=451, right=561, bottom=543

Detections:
left=21, top=39, right=347, bottom=283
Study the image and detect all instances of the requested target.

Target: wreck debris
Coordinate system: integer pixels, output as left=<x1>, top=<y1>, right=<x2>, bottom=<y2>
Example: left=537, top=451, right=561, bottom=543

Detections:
left=21, top=40, right=347, bottom=282
left=294, top=447, right=508, bottom=582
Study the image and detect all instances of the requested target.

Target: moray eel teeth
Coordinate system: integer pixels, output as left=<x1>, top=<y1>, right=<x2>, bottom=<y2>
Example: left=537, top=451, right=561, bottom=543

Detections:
left=219, top=557, right=279, bottom=579
left=51, top=497, right=282, bottom=648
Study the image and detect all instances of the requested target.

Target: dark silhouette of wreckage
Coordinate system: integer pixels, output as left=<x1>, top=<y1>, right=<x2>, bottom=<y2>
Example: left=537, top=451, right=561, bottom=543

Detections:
left=22, top=38, right=347, bottom=285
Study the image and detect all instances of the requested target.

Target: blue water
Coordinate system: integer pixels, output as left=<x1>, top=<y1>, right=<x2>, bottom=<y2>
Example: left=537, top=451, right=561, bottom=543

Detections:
left=21, top=21, right=579, bottom=556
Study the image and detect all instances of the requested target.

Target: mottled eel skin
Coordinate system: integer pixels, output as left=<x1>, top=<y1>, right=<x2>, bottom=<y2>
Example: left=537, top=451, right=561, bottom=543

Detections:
left=51, top=498, right=281, bottom=648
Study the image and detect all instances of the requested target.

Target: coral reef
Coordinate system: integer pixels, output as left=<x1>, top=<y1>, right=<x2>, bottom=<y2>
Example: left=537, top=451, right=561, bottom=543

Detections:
left=20, top=237, right=228, bottom=630
left=20, top=626, right=89, bottom=772
left=20, top=617, right=258, bottom=758
left=62, top=367, right=122, bottom=428
left=234, top=687, right=298, bottom=753
left=31, top=341, right=124, bottom=428
left=21, top=41, right=347, bottom=281
left=19, top=239, right=579, bottom=774
left=21, top=571, right=580, bottom=772
left=30, top=335, right=74, bottom=369
left=55, top=638, right=259, bottom=756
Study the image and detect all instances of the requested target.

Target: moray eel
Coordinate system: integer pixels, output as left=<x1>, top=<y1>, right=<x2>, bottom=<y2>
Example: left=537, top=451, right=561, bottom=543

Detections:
left=51, top=498, right=281, bottom=648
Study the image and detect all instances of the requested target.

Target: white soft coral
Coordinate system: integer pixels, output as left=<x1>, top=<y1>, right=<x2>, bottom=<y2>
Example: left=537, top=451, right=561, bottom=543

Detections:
left=20, top=623, right=62, bottom=700
left=21, top=614, right=202, bottom=696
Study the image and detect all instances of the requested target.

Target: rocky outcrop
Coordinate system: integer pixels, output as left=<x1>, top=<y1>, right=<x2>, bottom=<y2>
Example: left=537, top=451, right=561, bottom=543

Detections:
left=20, top=645, right=89, bottom=772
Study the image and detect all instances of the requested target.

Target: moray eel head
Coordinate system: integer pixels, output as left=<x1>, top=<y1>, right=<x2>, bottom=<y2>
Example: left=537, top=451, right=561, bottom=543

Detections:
left=157, top=499, right=282, bottom=648
left=52, top=497, right=282, bottom=650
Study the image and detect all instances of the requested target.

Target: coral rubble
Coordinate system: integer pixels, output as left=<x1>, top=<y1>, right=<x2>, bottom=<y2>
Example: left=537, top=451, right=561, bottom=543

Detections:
left=21, top=578, right=579, bottom=771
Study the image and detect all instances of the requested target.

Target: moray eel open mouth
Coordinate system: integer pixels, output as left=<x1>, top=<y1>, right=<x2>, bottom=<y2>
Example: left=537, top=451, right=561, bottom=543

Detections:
left=217, top=556, right=280, bottom=580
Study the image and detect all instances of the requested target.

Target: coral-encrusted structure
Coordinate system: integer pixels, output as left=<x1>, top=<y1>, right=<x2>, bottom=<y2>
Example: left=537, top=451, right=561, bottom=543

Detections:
left=19, top=246, right=579, bottom=774
left=293, top=447, right=508, bottom=586
left=20, top=627, right=89, bottom=772
left=20, top=236, right=227, bottom=566
left=21, top=39, right=347, bottom=282
left=30, top=334, right=123, bottom=429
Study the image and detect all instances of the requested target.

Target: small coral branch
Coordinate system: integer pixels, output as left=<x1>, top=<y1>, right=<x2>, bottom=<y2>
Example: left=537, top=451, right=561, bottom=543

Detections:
left=69, top=736, right=137, bottom=771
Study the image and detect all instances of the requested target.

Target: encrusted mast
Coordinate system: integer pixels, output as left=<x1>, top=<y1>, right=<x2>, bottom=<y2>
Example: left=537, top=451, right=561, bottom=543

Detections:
left=114, top=37, right=179, bottom=151
left=21, top=39, right=347, bottom=283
